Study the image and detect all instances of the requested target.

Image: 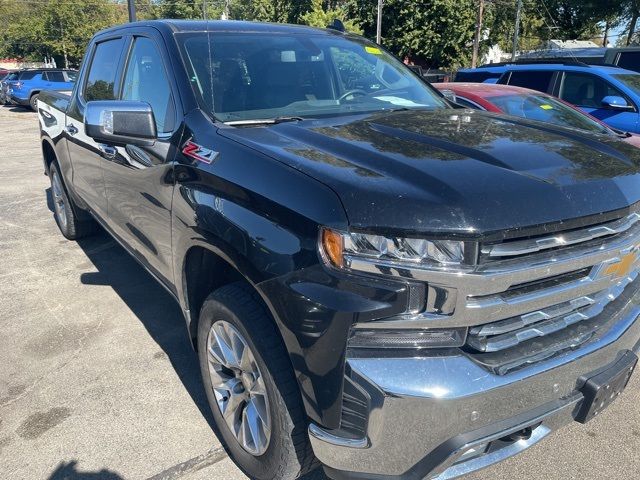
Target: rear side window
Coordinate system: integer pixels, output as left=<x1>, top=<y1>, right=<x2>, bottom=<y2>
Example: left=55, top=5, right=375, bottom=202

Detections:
left=19, top=71, right=39, bottom=81
left=45, top=71, right=65, bottom=82
left=84, top=38, right=125, bottom=101
left=616, top=51, right=640, bottom=72
left=503, top=70, right=554, bottom=93
left=559, top=72, right=625, bottom=108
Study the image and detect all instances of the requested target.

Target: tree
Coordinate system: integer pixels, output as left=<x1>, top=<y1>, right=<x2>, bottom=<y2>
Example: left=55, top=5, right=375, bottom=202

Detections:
left=156, top=0, right=223, bottom=19
left=301, top=0, right=362, bottom=33
left=486, top=2, right=546, bottom=52
left=0, top=0, right=126, bottom=67
left=347, top=0, right=478, bottom=69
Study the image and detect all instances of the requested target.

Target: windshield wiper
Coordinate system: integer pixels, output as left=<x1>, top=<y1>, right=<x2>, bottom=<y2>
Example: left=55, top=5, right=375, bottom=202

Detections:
left=224, top=116, right=305, bottom=126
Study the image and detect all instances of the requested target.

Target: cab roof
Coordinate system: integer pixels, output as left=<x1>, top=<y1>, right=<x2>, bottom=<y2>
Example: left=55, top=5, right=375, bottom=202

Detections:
left=99, top=19, right=348, bottom=37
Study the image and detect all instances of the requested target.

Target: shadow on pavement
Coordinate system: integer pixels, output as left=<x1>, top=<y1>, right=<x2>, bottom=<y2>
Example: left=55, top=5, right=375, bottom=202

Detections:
left=42, top=189, right=330, bottom=480
left=73, top=227, right=217, bottom=431
left=48, top=461, right=124, bottom=480
left=45, top=189, right=215, bottom=431
left=2, top=104, right=31, bottom=113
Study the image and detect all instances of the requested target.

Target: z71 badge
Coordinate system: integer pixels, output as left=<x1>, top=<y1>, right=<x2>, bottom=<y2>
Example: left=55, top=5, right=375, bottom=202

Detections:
left=182, top=140, right=219, bottom=164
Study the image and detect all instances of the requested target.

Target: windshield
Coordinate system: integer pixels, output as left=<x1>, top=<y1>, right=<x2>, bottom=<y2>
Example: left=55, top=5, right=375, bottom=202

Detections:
left=613, top=73, right=640, bottom=97
left=66, top=71, right=78, bottom=82
left=489, top=93, right=612, bottom=135
left=177, top=32, right=447, bottom=123
left=6, top=72, right=18, bottom=81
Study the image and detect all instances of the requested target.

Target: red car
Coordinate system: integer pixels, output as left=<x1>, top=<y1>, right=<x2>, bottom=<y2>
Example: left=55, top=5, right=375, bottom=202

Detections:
left=433, top=82, right=640, bottom=148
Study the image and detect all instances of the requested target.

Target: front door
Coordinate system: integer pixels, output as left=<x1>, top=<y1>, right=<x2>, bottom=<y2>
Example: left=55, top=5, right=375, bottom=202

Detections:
left=101, top=34, right=180, bottom=288
left=558, top=71, right=640, bottom=133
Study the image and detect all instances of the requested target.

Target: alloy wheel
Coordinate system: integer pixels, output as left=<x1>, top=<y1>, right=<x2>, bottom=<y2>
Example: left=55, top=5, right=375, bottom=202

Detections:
left=51, top=171, right=67, bottom=230
left=206, top=320, right=271, bottom=456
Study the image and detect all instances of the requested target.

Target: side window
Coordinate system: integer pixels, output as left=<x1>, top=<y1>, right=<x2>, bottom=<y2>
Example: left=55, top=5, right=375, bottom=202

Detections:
left=45, top=71, right=65, bottom=82
left=84, top=38, right=125, bottom=101
left=121, top=37, right=175, bottom=133
left=616, top=51, right=640, bottom=72
left=505, top=70, right=554, bottom=93
left=19, top=71, right=39, bottom=81
left=560, top=72, right=625, bottom=108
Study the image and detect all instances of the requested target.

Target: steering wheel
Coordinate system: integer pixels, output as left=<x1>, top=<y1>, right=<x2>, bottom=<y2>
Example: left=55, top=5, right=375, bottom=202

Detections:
left=338, top=89, right=368, bottom=102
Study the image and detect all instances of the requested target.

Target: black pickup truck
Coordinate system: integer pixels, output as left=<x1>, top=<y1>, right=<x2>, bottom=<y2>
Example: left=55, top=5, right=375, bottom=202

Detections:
left=38, top=20, right=640, bottom=480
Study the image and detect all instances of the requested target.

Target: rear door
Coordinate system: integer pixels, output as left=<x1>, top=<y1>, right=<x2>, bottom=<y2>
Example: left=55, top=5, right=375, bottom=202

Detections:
left=65, top=35, right=128, bottom=219
left=101, top=31, right=181, bottom=287
left=557, top=71, right=639, bottom=132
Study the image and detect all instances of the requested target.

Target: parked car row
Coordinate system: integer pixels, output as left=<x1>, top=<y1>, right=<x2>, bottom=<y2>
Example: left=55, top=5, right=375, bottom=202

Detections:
left=454, top=61, right=640, bottom=134
left=434, top=82, right=640, bottom=148
left=0, top=68, right=76, bottom=110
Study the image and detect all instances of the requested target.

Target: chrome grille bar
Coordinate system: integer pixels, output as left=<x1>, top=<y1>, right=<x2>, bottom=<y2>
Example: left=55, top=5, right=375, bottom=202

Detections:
left=482, top=212, right=640, bottom=259
left=467, top=270, right=637, bottom=353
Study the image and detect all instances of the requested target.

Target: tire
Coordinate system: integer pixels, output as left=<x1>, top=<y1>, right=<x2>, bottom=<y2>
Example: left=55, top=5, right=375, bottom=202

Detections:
left=49, top=162, right=97, bottom=240
left=198, top=282, right=319, bottom=480
left=29, top=93, right=39, bottom=111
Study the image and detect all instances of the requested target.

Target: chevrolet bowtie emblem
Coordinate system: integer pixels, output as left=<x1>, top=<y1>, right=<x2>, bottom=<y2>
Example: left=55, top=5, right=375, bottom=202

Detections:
left=602, top=250, right=638, bottom=280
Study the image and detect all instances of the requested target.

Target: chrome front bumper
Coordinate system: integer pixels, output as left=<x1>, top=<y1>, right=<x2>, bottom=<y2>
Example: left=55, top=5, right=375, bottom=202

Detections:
left=309, top=300, right=640, bottom=479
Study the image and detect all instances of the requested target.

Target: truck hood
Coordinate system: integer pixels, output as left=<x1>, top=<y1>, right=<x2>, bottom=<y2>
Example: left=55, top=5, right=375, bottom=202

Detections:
left=219, top=109, right=640, bottom=238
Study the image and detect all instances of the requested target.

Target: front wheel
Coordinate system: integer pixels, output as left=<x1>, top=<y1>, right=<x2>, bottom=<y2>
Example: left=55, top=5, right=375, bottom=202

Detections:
left=197, top=283, right=318, bottom=480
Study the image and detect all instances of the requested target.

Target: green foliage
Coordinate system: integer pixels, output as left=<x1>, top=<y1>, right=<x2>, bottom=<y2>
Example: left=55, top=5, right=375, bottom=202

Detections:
left=156, top=0, right=222, bottom=20
left=229, top=0, right=309, bottom=23
left=0, top=0, right=126, bottom=66
left=301, top=0, right=362, bottom=33
left=347, top=0, right=478, bottom=69
left=3, top=0, right=640, bottom=70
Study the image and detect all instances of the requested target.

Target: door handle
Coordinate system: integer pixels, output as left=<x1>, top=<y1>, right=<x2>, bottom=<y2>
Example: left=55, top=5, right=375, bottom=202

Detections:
left=98, top=144, right=117, bottom=159
left=65, top=124, right=78, bottom=136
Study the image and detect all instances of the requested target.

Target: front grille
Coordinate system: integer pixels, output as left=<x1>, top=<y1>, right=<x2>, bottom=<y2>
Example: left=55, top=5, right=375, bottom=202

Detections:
left=465, top=274, right=640, bottom=375
left=466, top=271, right=636, bottom=352
left=481, top=212, right=640, bottom=260
left=349, top=206, right=640, bottom=375
left=463, top=210, right=640, bottom=374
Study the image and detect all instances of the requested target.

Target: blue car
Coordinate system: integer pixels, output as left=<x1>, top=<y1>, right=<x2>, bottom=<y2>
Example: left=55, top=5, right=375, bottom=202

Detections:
left=4, top=69, right=77, bottom=111
left=456, top=62, right=640, bottom=133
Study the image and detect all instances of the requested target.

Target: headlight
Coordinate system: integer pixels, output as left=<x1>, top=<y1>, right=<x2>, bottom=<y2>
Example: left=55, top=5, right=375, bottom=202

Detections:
left=320, top=228, right=466, bottom=270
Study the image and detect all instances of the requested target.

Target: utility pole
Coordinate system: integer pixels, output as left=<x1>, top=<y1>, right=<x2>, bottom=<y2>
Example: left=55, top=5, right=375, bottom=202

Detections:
left=471, top=0, right=485, bottom=68
left=511, top=0, right=522, bottom=61
left=127, top=0, right=136, bottom=22
left=376, top=0, right=383, bottom=44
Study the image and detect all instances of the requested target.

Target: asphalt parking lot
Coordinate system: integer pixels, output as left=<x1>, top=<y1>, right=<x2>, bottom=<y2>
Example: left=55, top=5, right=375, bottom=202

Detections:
left=0, top=104, right=639, bottom=480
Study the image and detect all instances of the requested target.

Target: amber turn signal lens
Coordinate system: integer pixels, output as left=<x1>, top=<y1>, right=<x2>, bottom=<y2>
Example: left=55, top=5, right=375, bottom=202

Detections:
left=321, top=228, right=344, bottom=267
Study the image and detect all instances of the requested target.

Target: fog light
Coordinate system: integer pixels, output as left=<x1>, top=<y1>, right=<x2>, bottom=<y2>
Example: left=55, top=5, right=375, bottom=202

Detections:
left=348, top=328, right=466, bottom=349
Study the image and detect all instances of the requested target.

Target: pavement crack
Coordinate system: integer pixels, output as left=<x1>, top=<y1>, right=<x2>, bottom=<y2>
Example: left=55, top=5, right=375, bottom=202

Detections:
left=144, top=446, right=228, bottom=480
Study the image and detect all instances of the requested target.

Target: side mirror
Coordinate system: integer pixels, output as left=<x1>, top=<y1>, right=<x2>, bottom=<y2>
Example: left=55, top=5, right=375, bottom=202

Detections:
left=84, top=100, right=157, bottom=147
left=601, top=95, right=634, bottom=111
left=440, top=89, right=457, bottom=103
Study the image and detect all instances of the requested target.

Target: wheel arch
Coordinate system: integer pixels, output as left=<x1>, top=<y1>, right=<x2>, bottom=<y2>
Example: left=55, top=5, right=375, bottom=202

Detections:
left=180, top=243, right=282, bottom=350
left=41, top=137, right=57, bottom=174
